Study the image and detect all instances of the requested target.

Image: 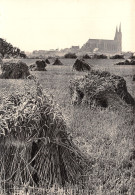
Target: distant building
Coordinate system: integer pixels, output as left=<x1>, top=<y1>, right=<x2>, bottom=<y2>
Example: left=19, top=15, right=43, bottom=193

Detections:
left=60, top=46, right=80, bottom=53
left=81, top=24, right=122, bottom=54
left=70, top=46, right=79, bottom=50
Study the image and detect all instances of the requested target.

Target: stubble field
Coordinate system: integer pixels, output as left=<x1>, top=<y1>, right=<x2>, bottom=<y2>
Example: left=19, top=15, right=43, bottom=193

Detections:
left=0, top=58, right=135, bottom=194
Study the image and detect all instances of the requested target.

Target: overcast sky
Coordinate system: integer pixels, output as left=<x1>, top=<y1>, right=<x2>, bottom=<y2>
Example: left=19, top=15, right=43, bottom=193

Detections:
left=0, top=0, right=134, bottom=52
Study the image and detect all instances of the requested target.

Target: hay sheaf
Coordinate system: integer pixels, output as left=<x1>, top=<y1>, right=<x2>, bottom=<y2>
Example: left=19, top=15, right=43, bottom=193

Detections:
left=115, top=59, right=135, bottom=65
left=73, top=59, right=91, bottom=72
left=0, top=81, right=88, bottom=189
left=45, top=58, right=50, bottom=64
left=0, top=57, right=3, bottom=66
left=69, top=70, right=134, bottom=108
left=53, top=58, right=63, bottom=65
left=129, top=53, right=135, bottom=59
left=0, top=60, right=30, bottom=79
left=110, top=54, right=124, bottom=59
left=29, top=60, right=47, bottom=71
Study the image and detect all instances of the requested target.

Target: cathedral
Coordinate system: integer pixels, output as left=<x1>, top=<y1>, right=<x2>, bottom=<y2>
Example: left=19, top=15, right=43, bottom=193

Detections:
left=81, top=24, right=122, bottom=54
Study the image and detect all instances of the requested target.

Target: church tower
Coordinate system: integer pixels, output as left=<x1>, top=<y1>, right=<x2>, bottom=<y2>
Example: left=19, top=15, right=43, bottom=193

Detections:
left=114, top=26, right=118, bottom=40
left=118, top=23, right=122, bottom=52
left=114, top=24, right=122, bottom=53
left=81, top=24, right=122, bottom=54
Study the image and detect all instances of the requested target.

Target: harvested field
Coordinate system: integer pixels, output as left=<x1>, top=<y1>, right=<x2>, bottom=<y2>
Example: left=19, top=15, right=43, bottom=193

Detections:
left=0, top=79, right=89, bottom=194
left=0, top=58, right=135, bottom=194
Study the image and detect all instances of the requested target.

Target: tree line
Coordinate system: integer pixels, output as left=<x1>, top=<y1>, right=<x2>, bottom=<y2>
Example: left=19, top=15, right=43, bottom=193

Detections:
left=0, top=38, right=27, bottom=58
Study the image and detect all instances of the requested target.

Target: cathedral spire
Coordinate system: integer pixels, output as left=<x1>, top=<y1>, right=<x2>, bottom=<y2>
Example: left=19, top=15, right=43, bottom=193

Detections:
left=119, top=23, right=121, bottom=32
left=114, top=26, right=118, bottom=40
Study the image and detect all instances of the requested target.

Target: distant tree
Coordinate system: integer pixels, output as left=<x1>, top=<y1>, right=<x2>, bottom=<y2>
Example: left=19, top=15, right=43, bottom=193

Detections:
left=12, top=47, right=21, bottom=57
left=64, top=53, right=77, bottom=59
left=110, top=54, right=124, bottom=59
left=93, top=54, right=107, bottom=59
left=82, top=54, right=91, bottom=59
left=0, top=38, right=27, bottom=58
left=19, top=51, right=27, bottom=58
left=129, top=53, right=135, bottom=59
left=0, top=39, right=13, bottom=57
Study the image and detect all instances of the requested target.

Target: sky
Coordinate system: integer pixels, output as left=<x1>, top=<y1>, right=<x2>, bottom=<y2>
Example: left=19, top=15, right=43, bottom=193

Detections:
left=0, top=0, right=135, bottom=52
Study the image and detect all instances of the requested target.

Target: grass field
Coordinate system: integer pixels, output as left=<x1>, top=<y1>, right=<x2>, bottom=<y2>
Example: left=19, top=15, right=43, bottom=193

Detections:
left=0, top=58, right=135, bottom=194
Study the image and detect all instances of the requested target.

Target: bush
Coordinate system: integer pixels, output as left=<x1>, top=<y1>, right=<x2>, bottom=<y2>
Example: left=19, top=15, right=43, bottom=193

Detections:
left=73, top=59, right=91, bottom=72
left=29, top=60, right=47, bottom=71
left=115, top=59, right=135, bottom=65
left=64, top=53, right=77, bottom=59
left=82, top=54, right=91, bottom=59
left=129, top=53, right=135, bottom=59
left=93, top=54, right=107, bottom=59
left=110, top=54, right=124, bottom=59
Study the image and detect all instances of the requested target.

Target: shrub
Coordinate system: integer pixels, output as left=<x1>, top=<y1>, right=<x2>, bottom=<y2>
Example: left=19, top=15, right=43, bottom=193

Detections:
left=93, top=54, right=108, bottom=59
left=110, top=54, right=124, bottom=59
left=64, top=53, right=77, bottom=59
left=82, top=54, right=91, bottom=59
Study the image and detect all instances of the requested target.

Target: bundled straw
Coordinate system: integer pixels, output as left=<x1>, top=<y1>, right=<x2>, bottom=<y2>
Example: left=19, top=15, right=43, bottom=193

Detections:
left=29, top=60, right=47, bottom=71
left=45, top=58, right=50, bottom=64
left=0, top=60, right=30, bottom=79
left=53, top=58, right=63, bottom=65
left=69, top=70, right=135, bottom=107
left=73, top=59, right=91, bottom=71
left=115, top=59, right=135, bottom=65
left=0, top=79, right=88, bottom=191
left=0, top=57, right=3, bottom=66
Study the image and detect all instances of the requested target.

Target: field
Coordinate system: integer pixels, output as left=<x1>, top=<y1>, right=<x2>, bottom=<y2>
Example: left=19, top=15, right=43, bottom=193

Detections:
left=0, top=58, right=135, bottom=194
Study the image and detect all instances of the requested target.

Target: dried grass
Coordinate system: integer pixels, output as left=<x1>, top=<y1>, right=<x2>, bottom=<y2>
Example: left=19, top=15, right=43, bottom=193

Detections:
left=53, top=58, right=63, bottom=65
left=0, top=78, right=88, bottom=192
left=69, top=70, right=135, bottom=107
left=73, top=59, right=91, bottom=71
left=0, top=60, right=30, bottom=79
left=29, top=60, right=47, bottom=71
